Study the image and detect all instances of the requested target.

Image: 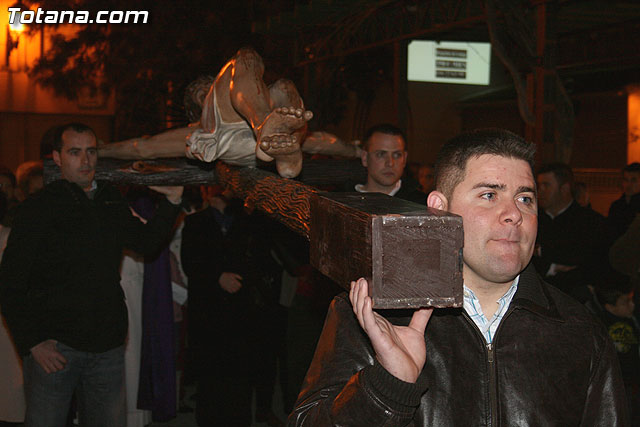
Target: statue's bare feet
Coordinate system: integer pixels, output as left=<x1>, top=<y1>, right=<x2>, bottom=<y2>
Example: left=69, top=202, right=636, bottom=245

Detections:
left=256, top=107, right=313, bottom=144
left=255, top=107, right=312, bottom=178
left=258, top=134, right=303, bottom=178
left=259, top=133, right=301, bottom=158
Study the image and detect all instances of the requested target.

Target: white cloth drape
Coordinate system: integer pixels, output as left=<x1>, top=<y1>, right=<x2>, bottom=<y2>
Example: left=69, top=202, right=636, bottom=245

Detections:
left=121, top=250, right=152, bottom=427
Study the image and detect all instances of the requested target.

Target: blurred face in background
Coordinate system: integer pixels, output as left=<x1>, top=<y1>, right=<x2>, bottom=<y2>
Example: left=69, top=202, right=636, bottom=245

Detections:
left=200, top=185, right=234, bottom=208
left=27, top=175, right=44, bottom=196
left=573, top=183, right=590, bottom=208
left=361, top=132, right=407, bottom=193
left=607, top=292, right=635, bottom=319
left=201, top=185, right=223, bottom=206
left=418, top=165, right=435, bottom=193
left=536, top=172, right=565, bottom=211
left=622, top=171, right=640, bottom=197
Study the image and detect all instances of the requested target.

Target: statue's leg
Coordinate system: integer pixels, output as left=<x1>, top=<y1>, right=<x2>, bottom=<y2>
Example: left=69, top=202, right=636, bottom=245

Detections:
left=259, top=79, right=309, bottom=176
left=301, top=131, right=361, bottom=158
left=98, top=126, right=192, bottom=160
left=268, top=80, right=360, bottom=159
left=268, top=78, right=304, bottom=110
left=221, top=49, right=311, bottom=178
left=220, top=48, right=272, bottom=128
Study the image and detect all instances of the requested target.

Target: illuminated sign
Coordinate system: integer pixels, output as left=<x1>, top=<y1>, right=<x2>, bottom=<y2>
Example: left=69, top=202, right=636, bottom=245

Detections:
left=408, top=40, right=491, bottom=85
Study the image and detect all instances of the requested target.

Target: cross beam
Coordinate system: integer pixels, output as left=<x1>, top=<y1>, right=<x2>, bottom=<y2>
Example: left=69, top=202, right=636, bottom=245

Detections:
left=43, top=157, right=366, bottom=238
left=43, top=158, right=462, bottom=308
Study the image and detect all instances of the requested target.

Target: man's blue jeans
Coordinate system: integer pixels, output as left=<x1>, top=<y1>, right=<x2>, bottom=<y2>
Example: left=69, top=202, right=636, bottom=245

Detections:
left=23, top=342, right=125, bottom=427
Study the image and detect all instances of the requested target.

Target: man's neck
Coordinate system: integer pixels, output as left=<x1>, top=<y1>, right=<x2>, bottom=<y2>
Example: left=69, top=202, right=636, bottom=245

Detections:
left=82, top=180, right=98, bottom=199
left=465, top=277, right=515, bottom=320
left=209, top=197, right=227, bottom=214
left=545, top=198, right=573, bottom=218
left=360, top=179, right=401, bottom=196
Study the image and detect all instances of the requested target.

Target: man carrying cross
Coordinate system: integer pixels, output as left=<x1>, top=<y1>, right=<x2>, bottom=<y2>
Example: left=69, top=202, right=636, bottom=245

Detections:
left=289, top=128, right=628, bottom=426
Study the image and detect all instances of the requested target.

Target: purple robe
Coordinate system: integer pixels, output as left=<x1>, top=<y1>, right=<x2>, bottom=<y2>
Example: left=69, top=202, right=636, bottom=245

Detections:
left=134, top=196, right=176, bottom=422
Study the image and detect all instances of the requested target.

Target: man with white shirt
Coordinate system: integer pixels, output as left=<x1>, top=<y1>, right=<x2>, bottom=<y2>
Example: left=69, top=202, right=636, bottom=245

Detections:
left=354, top=124, right=425, bottom=204
left=290, top=128, right=628, bottom=426
left=534, top=162, right=609, bottom=302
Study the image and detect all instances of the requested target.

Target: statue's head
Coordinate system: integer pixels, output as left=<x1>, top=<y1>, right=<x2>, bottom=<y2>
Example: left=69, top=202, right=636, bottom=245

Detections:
left=184, top=75, right=215, bottom=123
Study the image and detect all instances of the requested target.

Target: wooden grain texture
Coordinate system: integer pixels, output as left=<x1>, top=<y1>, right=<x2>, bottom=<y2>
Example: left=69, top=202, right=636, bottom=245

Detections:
left=43, top=157, right=364, bottom=238
left=375, top=214, right=463, bottom=309
left=43, top=158, right=318, bottom=237
left=310, top=194, right=373, bottom=286
left=43, top=157, right=366, bottom=188
left=310, top=192, right=463, bottom=309
left=215, top=162, right=317, bottom=238
left=44, top=158, right=217, bottom=186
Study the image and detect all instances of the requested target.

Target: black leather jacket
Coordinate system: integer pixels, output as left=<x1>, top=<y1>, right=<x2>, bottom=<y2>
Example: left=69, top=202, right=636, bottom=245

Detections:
left=289, top=264, right=629, bottom=426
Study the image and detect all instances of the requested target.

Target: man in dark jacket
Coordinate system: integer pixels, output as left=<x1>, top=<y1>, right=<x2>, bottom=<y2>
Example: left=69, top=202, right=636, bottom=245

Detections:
left=182, top=186, right=285, bottom=426
left=0, top=123, right=183, bottom=427
left=290, top=129, right=628, bottom=426
left=534, top=162, right=610, bottom=302
left=608, top=162, right=640, bottom=239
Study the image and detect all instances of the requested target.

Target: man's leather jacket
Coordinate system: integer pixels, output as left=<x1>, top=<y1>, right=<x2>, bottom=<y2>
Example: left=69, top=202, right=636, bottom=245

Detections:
left=289, top=264, right=629, bottom=426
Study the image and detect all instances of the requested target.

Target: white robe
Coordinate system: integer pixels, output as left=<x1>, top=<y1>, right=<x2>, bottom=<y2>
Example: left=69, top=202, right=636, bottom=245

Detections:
left=121, top=245, right=152, bottom=426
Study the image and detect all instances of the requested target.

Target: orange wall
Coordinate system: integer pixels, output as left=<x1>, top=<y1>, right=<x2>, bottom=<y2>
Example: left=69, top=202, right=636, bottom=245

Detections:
left=1, top=0, right=115, bottom=171
left=629, top=86, right=640, bottom=163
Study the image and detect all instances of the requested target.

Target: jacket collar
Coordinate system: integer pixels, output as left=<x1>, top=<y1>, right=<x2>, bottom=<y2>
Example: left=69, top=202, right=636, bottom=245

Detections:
left=509, top=263, right=563, bottom=321
left=47, top=179, right=106, bottom=202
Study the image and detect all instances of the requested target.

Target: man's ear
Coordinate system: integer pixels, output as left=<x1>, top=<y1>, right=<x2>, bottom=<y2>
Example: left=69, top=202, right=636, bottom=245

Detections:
left=52, top=150, right=61, bottom=167
left=427, top=190, right=448, bottom=211
left=360, top=149, right=368, bottom=168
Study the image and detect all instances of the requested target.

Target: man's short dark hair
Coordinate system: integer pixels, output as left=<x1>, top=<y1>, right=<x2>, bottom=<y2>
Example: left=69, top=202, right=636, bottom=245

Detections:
left=434, top=128, right=536, bottom=198
left=362, top=124, right=406, bottom=151
left=572, top=181, right=588, bottom=200
left=623, top=162, right=640, bottom=174
left=53, top=123, right=96, bottom=152
left=537, top=162, right=574, bottom=188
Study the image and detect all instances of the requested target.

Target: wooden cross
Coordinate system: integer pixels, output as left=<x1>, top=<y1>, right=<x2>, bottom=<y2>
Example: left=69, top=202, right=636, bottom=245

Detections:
left=44, top=157, right=463, bottom=308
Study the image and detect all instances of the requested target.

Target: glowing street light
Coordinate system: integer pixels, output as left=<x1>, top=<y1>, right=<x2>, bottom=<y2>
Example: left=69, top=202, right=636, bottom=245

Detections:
left=6, top=1, right=27, bottom=66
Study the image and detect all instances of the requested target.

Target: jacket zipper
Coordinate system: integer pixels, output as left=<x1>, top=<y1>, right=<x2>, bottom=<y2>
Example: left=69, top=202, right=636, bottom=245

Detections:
left=486, top=306, right=519, bottom=427
left=487, top=342, right=497, bottom=427
left=461, top=312, right=496, bottom=427
left=462, top=307, right=518, bottom=427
